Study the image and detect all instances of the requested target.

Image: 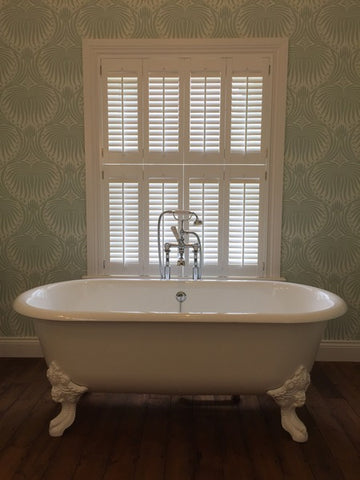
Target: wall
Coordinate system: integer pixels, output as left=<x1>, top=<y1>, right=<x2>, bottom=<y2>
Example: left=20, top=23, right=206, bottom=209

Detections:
left=0, top=0, right=359, bottom=341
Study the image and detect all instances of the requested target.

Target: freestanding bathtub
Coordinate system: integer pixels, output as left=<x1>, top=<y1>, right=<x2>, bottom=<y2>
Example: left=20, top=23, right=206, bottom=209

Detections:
left=13, top=278, right=347, bottom=442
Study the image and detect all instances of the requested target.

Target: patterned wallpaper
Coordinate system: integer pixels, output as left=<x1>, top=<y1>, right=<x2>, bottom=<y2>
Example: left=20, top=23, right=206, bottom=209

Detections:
left=0, top=0, right=359, bottom=340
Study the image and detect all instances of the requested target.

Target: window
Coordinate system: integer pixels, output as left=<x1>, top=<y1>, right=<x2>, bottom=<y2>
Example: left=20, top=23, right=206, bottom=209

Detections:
left=83, top=39, right=288, bottom=278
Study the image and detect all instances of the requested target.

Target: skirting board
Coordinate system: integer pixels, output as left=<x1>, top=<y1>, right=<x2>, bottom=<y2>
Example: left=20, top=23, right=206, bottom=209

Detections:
left=0, top=337, right=43, bottom=358
left=316, top=340, right=360, bottom=362
left=0, top=337, right=360, bottom=362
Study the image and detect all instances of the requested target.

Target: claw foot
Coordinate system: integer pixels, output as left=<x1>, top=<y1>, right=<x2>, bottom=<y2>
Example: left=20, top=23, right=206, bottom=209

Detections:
left=267, top=366, right=310, bottom=443
left=47, top=362, right=88, bottom=437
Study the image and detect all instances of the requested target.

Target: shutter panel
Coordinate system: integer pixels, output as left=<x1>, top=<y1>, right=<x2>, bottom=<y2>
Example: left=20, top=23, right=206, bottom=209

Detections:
left=189, top=75, right=221, bottom=152
left=189, top=182, right=219, bottom=265
left=148, top=76, right=179, bottom=152
left=148, top=182, right=179, bottom=264
left=109, top=182, right=139, bottom=264
left=228, top=181, right=260, bottom=266
left=231, top=76, right=263, bottom=153
left=107, top=76, right=138, bottom=152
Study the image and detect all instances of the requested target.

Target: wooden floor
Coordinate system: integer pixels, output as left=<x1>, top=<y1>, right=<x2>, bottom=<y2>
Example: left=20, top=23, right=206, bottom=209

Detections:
left=0, top=359, right=359, bottom=480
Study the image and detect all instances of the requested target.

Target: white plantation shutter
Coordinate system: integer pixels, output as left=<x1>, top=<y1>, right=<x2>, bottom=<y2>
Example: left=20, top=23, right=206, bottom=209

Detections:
left=103, top=62, right=266, bottom=275
left=106, top=76, right=138, bottom=152
left=228, top=181, right=260, bottom=266
left=84, top=40, right=287, bottom=278
left=148, top=76, right=179, bottom=152
left=189, top=182, right=219, bottom=265
left=231, top=77, right=263, bottom=153
left=108, top=182, right=139, bottom=264
left=148, top=182, right=179, bottom=264
left=189, top=76, right=221, bottom=153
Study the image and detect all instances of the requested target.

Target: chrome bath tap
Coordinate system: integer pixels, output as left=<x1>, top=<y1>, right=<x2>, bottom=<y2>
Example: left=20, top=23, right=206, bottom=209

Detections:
left=157, top=210, right=203, bottom=280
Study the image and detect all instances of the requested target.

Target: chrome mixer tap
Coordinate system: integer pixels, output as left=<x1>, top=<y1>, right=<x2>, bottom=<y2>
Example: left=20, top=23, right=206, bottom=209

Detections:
left=157, top=210, right=203, bottom=280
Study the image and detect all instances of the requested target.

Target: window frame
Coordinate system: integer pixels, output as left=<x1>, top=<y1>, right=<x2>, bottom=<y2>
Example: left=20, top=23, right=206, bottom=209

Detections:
left=83, top=38, right=288, bottom=279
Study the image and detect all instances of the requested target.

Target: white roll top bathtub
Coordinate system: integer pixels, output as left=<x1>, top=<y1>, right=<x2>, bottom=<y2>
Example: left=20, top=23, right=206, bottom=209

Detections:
left=14, top=278, right=347, bottom=442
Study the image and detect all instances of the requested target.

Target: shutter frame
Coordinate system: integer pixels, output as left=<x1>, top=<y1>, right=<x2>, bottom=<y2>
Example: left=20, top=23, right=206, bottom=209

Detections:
left=83, top=39, right=288, bottom=278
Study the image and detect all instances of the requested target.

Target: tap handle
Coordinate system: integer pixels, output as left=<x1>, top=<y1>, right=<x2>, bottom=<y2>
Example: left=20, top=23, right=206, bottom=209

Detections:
left=171, top=225, right=180, bottom=241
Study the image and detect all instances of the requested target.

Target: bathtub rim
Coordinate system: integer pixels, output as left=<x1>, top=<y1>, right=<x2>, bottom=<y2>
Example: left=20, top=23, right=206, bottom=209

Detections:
left=13, top=278, right=348, bottom=325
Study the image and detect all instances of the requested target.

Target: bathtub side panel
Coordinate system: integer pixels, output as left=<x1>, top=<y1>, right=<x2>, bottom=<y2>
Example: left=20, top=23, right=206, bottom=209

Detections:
left=34, top=319, right=326, bottom=394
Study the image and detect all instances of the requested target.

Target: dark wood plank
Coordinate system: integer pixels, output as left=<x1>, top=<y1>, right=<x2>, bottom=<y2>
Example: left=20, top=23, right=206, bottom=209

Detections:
left=0, top=357, right=18, bottom=382
left=306, top=382, right=360, bottom=480
left=102, top=394, right=148, bottom=480
left=258, top=394, right=315, bottom=480
left=191, top=395, right=225, bottom=480
left=133, top=394, right=171, bottom=480
left=163, top=396, right=196, bottom=480
left=336, top=362, right=360, bottom=390
left=41, top=395, right=109, bottom=480
left=0, top=359, right=45, bottom=425
left=0, top=360, right=48, bottom=451
left=71, top=394, right=124, bottom=480
left=237, top=394, right=284, bottom=479
left=319, top=362, right=360, bottom=416
left=298, top=405, right=346, bottom=480
left=310, top=362, right=342, bottom=398
left=326, top=397, right=360, bottom=455
left=1, top=384, right=58, bottom=480
left=216, top=395, right=256, bottom=480
left=11, top=423, right=61, bottom=480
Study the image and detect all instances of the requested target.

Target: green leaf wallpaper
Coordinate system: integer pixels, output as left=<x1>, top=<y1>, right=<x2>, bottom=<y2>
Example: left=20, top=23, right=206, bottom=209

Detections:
left=0, top=0, right=359, bottom=340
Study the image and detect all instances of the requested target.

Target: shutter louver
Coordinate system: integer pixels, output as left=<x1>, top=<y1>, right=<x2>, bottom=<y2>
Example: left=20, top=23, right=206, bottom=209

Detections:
left=149, top=182, right=179, bottom=264
left=190, top=76, right=221, bottom=152
left=189, top=182, right=219, bottom=265
left=229, top=182, right=260, bottom=265
left=109, top=182, right=139, bottom=263
left=231, top=77, right=263, bottom=153
left=148, top=76, right=179, bottom=152
left=107, top=76, right=138, bottom=152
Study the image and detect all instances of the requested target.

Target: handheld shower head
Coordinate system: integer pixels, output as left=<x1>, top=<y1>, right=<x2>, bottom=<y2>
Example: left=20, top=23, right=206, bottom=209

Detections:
left=169, top=209, right=203, bottom=226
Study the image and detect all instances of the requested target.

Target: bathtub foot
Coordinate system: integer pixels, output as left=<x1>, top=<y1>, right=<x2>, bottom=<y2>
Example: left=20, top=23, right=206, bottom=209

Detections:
left=267, top=366, right=310, bottom=443
left=46, top=362, right=88, bottom=437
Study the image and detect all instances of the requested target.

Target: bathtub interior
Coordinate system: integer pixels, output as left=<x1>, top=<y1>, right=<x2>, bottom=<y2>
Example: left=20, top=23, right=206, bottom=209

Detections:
left=15, top=278, right=346, bottom=322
